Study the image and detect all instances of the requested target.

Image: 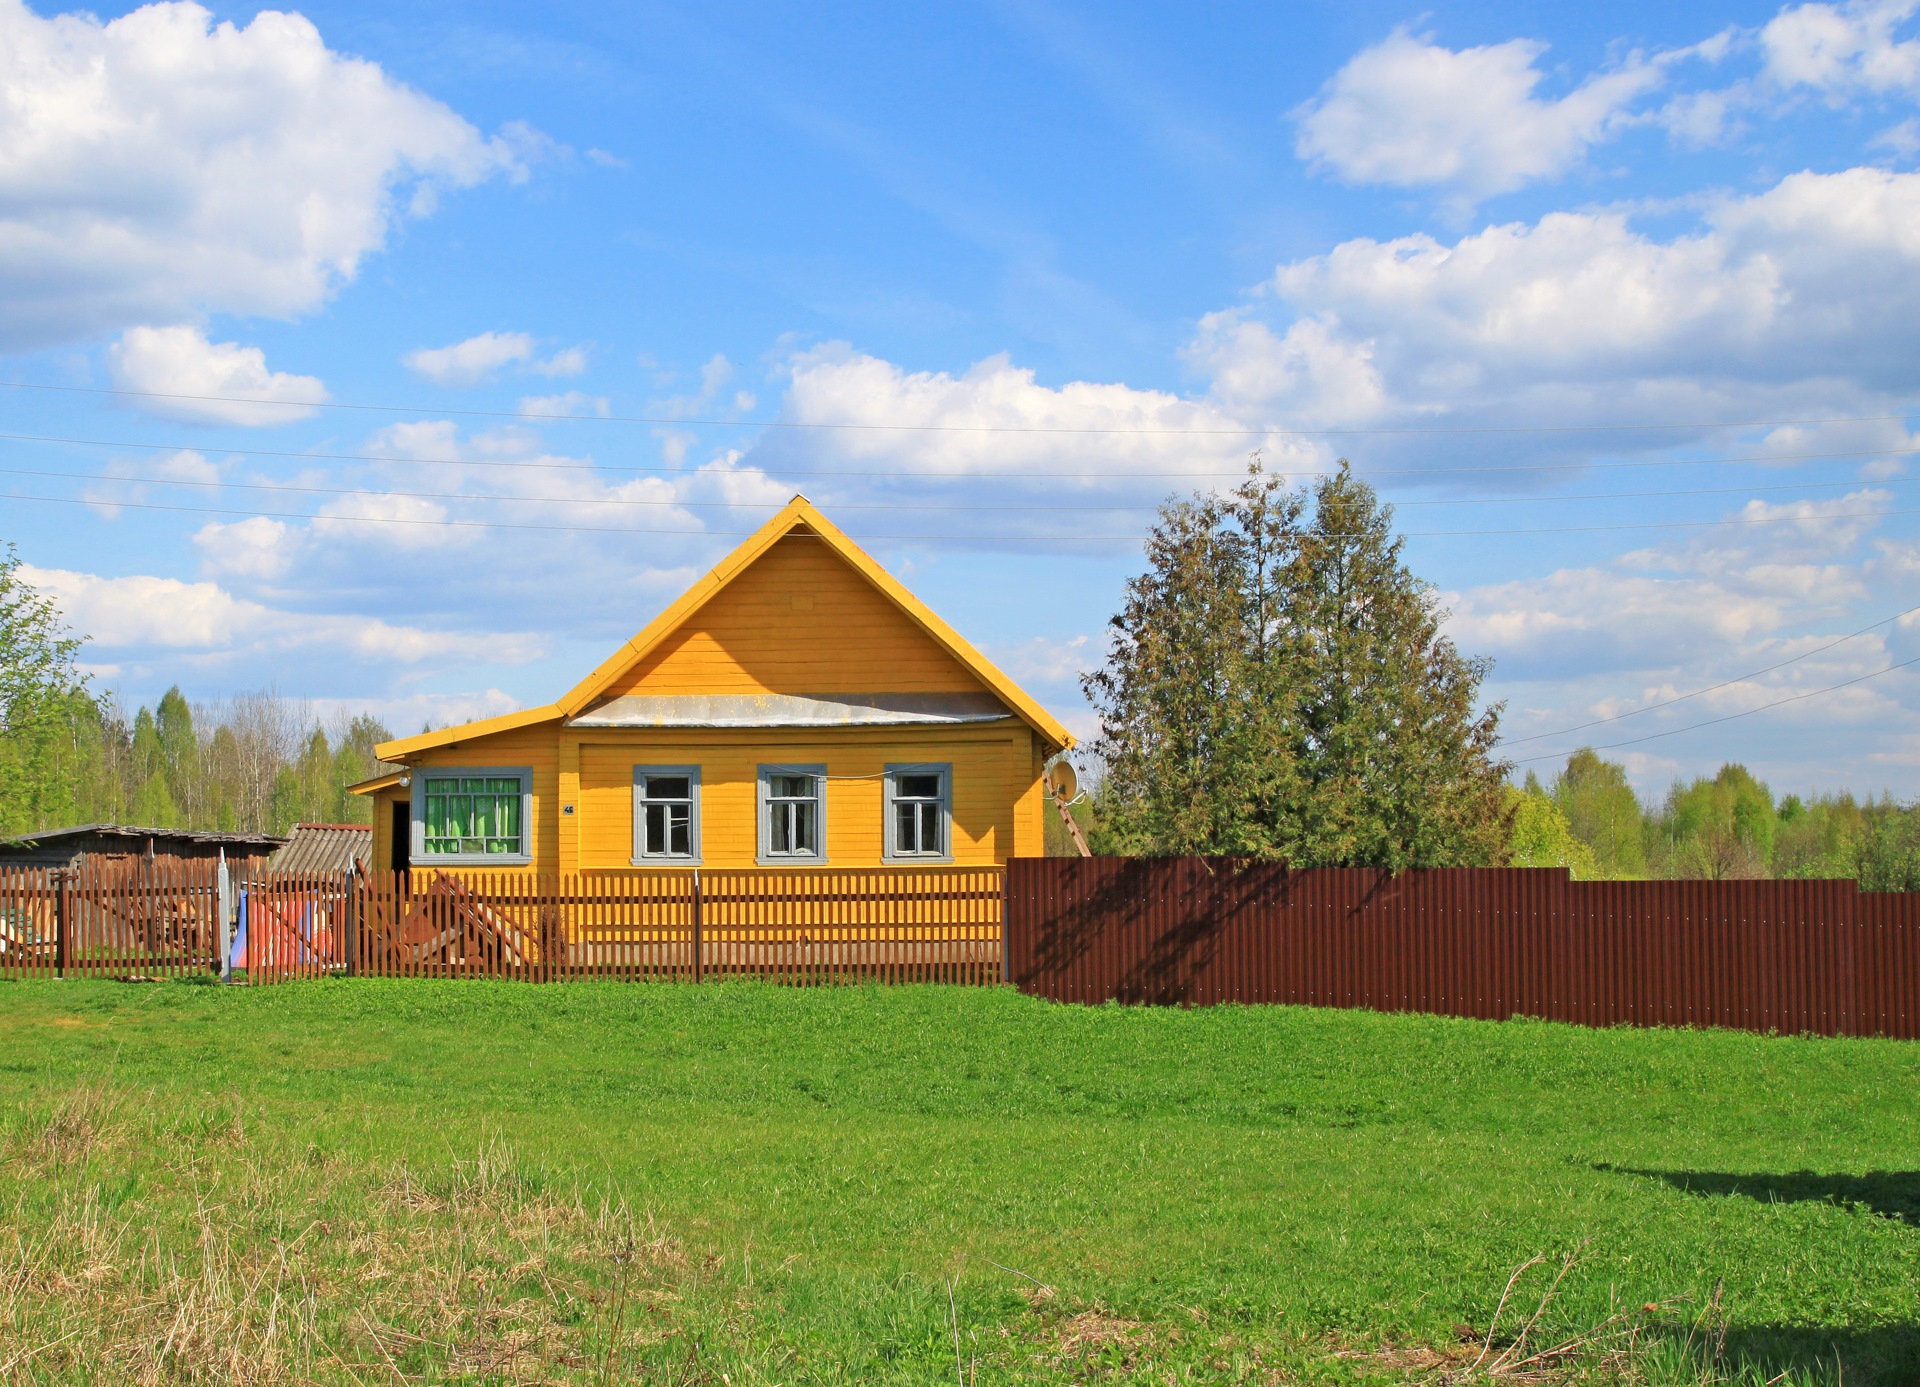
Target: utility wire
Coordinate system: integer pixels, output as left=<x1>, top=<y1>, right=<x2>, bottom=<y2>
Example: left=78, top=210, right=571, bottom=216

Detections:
left=12, top=460, right=1913, bottom=515
left=4, top=379, right=1918, bottom=437
left=6, top=490, right=1920, bottom=540
left=1511, top=654, right=1920, bottom=765
left=1, top=428, right=1916, bottom=484
left=1501, top=600, right=1920, bottom=748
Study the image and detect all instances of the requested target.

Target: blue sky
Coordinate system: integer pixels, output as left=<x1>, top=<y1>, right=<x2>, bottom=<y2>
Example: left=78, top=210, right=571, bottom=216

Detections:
left=6, top=0, right=1920, bottom=798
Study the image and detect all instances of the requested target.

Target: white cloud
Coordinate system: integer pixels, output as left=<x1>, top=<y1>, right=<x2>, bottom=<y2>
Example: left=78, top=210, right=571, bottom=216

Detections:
left=17, top=562, right=544, bottom=665
left=108, top=325, right=327, bottom=425
left=1197, top=167, right=1920, bottom=447
left=404, top=331, right=587, bottom=386
left=519, top=391, right=610, bottom=418
left=1294, top=28, right=1667, bottom=200
left=0, top=0, right=528, bottom=353
left=987, top=633, right=1097, bottom=685
left=767, top=343, right=1311, bottom=482
left=193, top=516, right=290, bottom=579
left=404, top=331, right=536, bottom=386
left=1761, top=0, right=1920, bottom=98
left=530, top=345, right=589, bottom=377
left=81, top=446, right=221, bottom=516
left=309, top=689, right=525, bottom=735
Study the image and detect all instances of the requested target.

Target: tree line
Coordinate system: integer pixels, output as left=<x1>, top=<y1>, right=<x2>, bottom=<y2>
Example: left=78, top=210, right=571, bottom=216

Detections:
left=1507, top=752, right=1920, bottom=889
left=0, top=545, right=391, bottom=839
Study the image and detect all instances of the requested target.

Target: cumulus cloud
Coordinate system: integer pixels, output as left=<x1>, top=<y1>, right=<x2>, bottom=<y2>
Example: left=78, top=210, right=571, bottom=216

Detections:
left=0, top=0, right=531, bottom=353
left=17, top=562, right=544, bottom=665
left=1294, top=28, right=1668, bottom=199
left=1761, top=0, right=1920, bottom=98
left=1196, top=167, right=1920, bottom=450
left=193, top=516, right=291, bottom=579
left=108, top=325, right=327, bottom=425
left=404, top=331, right=535, bottom=386
left=765, top=343, right=1310, bottom=484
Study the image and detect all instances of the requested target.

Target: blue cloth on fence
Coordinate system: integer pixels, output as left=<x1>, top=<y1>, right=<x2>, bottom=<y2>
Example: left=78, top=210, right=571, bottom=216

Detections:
left=229, top=889, right=248, bottom=971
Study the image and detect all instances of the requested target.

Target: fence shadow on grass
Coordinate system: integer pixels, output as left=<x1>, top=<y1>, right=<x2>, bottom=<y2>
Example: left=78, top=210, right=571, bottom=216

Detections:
left=1658, top=1322, right=1920, bottom=1387
left=1601, top=1164, right=1920, bottom=1226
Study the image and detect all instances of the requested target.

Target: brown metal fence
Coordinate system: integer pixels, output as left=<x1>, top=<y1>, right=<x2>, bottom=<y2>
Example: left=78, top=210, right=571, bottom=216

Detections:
left=238, top=867, right=1005, bottom=986
left=0, top=860, right=224, bottom=980
left=1005, top=858, right=1920, bottom=1038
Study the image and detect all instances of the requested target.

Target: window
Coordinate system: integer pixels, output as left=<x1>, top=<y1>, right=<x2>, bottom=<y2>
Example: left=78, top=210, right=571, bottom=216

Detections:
left=758, top=764, right=826, bottom=864
left=633, top=766, right=700, bottom=862
left=414, top=767, right=532, bottom=863
left=885, top=764, right=951, bottom=861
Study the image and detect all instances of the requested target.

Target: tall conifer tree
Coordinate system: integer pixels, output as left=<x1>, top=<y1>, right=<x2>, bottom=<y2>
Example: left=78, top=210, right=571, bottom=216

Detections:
left=1086, top=461, right=1509, bottom=867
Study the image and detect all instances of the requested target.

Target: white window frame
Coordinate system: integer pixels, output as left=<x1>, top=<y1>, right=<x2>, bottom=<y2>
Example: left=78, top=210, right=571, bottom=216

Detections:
left=883, top=763, right=953, bottom=863
left=411, top=766, right=533, bottom=865
left=757, top=763, right=828, bottom=865
left=632, top=765, right=702, bottom=865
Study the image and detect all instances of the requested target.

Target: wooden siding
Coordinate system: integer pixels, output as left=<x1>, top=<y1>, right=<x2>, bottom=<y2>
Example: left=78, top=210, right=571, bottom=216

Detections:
left=576, top=726, right=1023, bottom=870
left=604, top=534, right=992, bottom=698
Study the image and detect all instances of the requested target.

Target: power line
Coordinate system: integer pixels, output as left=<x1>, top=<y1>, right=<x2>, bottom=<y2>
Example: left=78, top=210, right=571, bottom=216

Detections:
left=15, top=460, right=1914, bottom=516
left=1501, top=600, right=1920, bottom=748
left=1511, top=654, right=1920, bottom=765
left=5, top=378, right=1919, bottom=437
left=7, top=489, right=1920, bottom=540
left=2, top=428, right=1917, bottom=484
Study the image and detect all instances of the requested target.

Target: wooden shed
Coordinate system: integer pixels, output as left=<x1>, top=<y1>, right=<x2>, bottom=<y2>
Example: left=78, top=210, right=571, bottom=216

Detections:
left=356, top=497, right=1075, bottom=875
left=0, top=824, right=284, bottom=872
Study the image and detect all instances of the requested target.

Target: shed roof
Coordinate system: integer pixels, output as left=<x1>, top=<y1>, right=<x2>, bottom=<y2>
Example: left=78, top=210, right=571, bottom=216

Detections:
left=270, top=823, right=373, bottom=875
left=0, top=823, right=285, bottom=851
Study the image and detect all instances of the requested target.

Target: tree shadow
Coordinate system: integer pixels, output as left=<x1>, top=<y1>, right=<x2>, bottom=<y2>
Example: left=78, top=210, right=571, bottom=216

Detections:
left=1600, top=1164, right=1920, bottom=1226
left=1012, top=858, right=1405, bottom=1006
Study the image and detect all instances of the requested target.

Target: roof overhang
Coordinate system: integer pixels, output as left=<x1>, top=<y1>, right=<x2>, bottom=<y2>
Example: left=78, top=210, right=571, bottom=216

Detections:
left=346, top=770, right=408, bottom=797
left=567, top=692, right=1015, bottom=729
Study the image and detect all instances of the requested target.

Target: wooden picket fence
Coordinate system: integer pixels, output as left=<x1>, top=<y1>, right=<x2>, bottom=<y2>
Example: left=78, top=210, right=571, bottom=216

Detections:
left=0, top=860, right=224, bottom=979
left=240, top=868, right=1006, bottom=986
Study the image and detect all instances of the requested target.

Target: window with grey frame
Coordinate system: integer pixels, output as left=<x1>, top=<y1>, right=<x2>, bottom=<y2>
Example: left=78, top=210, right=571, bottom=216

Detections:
left=633, top=766, right=700, bottom=862
left=885, top=763, right=951, bottom=861
left=412, top=767, right=532, bottom=864
left=759, top=765, right=825, bottom=862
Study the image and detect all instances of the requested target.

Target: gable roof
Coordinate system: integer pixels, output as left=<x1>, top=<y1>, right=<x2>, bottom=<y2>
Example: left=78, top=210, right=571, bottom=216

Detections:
left=376, top=497, right=1074, bottom=760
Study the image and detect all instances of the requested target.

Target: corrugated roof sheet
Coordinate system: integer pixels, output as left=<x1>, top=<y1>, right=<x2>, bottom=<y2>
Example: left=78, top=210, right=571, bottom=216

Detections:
left=269, top=823, right=373, bottom=875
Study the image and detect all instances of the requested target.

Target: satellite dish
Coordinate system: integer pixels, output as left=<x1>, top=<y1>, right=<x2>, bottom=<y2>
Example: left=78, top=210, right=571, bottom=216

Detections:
left=1047, top=759, right=1078, bottom=802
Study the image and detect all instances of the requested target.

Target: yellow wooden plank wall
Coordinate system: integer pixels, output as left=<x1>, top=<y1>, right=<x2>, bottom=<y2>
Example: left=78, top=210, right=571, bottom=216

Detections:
left=575, top=727, right=1023, bottom=869
left=606, top=534, right=990, bottom=697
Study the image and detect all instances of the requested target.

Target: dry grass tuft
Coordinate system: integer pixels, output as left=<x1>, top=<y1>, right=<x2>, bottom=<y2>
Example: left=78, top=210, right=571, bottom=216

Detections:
left=0, top=1099, right=720, bottom=1386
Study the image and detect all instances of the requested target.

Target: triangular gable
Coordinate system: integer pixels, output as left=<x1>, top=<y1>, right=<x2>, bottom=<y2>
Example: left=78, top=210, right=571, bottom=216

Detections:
left=377, top=498, right=1073, bottom=761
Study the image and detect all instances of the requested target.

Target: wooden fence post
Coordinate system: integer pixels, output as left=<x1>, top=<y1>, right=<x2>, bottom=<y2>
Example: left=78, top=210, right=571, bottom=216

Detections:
left=692, top=869, right=704, bottom=984
left=53, top=869, right=70, bottom=979
left=343, top=870, right=358, bottom=978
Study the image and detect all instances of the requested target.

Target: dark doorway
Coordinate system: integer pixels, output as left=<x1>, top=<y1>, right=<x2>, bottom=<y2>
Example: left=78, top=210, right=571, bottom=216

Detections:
left=390, top=800, right=411, bottom=873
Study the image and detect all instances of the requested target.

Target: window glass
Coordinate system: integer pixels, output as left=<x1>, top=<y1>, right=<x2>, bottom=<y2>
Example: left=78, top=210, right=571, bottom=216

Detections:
left=889, top=767, right=948, bottom=858
left=638, top=771, right=697, bottom=859
left=764, top=771, right=821, bottom=857
left=422, top=773, right=523, bottom=856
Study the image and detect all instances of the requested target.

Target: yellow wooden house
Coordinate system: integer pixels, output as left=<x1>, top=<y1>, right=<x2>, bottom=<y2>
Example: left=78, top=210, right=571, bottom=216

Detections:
left=356, top=497, right=1075, bottom=877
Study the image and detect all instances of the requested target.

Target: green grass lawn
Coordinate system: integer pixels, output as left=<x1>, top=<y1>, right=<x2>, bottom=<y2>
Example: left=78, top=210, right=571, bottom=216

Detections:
left=0, top=979, right=1915, bottom=1384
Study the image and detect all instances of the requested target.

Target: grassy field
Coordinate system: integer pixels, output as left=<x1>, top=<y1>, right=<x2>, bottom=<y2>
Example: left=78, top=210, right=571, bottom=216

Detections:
left=0, top=979, right=1914, bottom=1385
